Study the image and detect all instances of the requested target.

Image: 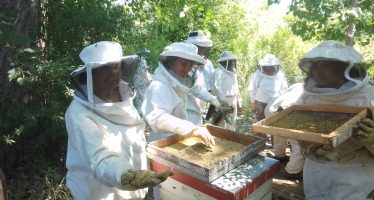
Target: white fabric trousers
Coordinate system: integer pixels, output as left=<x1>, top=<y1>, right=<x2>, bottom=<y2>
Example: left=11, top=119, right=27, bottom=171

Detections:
left=273, top=136, right=304, bottom=174
left=304, top=158, right=374, bottom=200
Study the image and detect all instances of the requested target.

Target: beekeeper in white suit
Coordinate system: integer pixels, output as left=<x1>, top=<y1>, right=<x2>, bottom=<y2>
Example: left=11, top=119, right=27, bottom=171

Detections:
left=213, top=51, right=242, bottom=130
left=185, top=30, right=220, bottom=125
left=65, top=41, right=172, bottom=200
left=141, top=42, right=216, bottom=146
left=248, top=54, right=288, bottom=121
left=265, top=40, right=374, bottom=199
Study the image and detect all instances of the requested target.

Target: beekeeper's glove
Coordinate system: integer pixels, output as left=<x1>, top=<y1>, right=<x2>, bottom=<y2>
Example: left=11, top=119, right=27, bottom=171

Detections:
left=121, top=169, right=173, bottom=190
left=192, top=126, right=216, bottom=147
left=357, top=107, right=374, bottom=154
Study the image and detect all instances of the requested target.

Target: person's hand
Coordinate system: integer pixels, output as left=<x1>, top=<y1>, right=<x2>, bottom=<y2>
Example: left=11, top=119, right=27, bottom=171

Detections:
left=357, top=108, right=374, bottom=140
left=121, top=169, right=173, bottom=190
left=250, top=102, right=256, bottom=110
left=192, top=126, right=216, bottom=147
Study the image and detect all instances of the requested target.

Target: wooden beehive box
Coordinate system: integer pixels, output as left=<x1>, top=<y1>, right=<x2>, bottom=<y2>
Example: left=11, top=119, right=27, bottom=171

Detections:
left=251, top=104, right=367, bottom=147
left=146, top=125, right=265, bottom=183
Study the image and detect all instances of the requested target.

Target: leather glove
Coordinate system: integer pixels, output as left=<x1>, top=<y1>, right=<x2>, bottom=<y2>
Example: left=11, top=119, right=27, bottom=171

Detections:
left=192, top=126, right=216, bottom=147
left=121, top=169, right=173, bottom=190
left=211, top=97, right=221, bottom=108
left=356, top=108, right=374, bottom=155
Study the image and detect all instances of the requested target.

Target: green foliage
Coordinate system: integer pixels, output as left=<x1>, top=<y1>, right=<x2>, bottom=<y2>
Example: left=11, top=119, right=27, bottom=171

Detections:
left=286, top=0, right=373, bottom=44
left=43, top=0, right=134, bottom=59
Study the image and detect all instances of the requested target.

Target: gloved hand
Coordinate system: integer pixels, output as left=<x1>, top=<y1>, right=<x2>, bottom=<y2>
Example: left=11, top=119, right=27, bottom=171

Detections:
left=192, top=126, right=216, bottom=147
left=211, top=97, right=221, bottom=108
left=356, top=108, right=374, bottom=155
left=121, top=169, right=173, bottom=190
left=357, top=108, right=374, bottom=139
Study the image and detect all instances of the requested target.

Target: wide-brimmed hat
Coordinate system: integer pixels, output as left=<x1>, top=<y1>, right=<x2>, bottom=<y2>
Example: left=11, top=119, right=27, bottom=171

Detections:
left=299, top=40, right=362, bottom=72
left=160, top=42, right=206, bottom=64
left=72, top=41, right=138, bottom=75
left=259, top=54, right=281, bottom=66
left=217, top=51, right=237, bottom=62
left=185, top=30, right=213, bottom=47
left=71, top=41, right=138, bottom=104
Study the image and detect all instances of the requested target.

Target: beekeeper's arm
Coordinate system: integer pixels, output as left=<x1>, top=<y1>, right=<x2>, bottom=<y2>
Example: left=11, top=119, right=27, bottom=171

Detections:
left=142, top=83, right=215, bottom=146
left=279, top=70, right=289, bottom=92
left=191, top=72, right=220, bottom=107
left=264, top=83, right=304, bottom=117
left=213, top=69, right=226, bottom=103
left=65, top=111, right=172, bottom=191
left=357, top=107, right=374, bottom=155
left=248, top=71, right=259, bottom=110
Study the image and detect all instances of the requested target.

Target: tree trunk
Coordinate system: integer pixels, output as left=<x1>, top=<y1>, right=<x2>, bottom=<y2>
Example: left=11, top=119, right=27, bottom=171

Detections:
left=345, top=0, right=358, bottom=46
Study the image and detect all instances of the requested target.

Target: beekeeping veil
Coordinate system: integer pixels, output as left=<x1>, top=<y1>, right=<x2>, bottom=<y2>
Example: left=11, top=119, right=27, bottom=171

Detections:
left=299, top=40, right=366, bottom=85
left=70, top=41, right=139, bottom=105
left=217, top=51, right=237, bottom=73
left=258, top=54, right=281, bottom=75
left=159, top=42, right=206, bottom=87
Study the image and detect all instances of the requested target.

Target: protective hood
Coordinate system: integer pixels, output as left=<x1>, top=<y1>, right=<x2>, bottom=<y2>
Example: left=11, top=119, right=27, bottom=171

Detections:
left=71, top=41, right=140, bottom=105
left=73, top=81, right=143, bottom=126
left=154, top=63, right=192, bottom=95
left=217, top=51, right=237, bottom=73
left=303, top=73, right=369, bottom=96
left=299, top=40, right=366, bottom=85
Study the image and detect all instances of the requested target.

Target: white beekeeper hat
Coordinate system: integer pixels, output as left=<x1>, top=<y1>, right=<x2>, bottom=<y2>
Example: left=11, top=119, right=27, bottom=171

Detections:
left=299, top=40, right=364, bottom=84
left=71, top=41, right=138, bottom=104
left=259, top=54, right=281, bottom=66
left=217, top=51, right=237, bottom=62
left=160, top=42, right=206, bottom=64
left=185, top=30, right=213, bottom=47
left=299, top=40, right=363, bottom=71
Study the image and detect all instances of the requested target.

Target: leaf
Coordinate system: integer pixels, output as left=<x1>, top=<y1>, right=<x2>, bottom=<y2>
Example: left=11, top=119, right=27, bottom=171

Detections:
left=17, top=77, right=30, bottom=86
left=8, top=68, right=22, bottom=81
left=23, top=48, right=36, bottom=54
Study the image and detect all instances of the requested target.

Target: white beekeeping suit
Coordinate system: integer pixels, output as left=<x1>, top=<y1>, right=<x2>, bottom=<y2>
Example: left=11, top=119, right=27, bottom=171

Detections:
left=265, top=40, right=374, bottom=199
left=248, top=54, right=288, bottom=120
left=185, top=30, right=219, bottom=125
left=65, top=41, right=149, bottom=200
left=213, top=51, right=241, bottom=130
left=141, top=42, right=215, bottom=147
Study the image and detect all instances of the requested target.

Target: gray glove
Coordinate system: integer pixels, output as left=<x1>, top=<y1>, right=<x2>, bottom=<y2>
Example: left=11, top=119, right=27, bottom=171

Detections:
left=357, top=108, right=374, bottom=155
left=357, top=108, right=374, bottom=139
left=121, top=169, right=173, bottom=190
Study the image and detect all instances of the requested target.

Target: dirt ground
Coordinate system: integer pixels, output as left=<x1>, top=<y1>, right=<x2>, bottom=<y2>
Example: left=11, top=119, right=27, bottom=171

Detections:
left=259, top=148, right=305, bottom=200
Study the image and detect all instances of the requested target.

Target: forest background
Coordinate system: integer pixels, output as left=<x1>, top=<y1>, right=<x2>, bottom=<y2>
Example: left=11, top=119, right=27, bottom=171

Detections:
left=0, top=0, right=373, bottom=199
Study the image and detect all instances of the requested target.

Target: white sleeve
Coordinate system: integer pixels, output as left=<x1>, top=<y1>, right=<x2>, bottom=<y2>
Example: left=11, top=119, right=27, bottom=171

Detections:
left=141, top=82, right=196, bottom=135
left=204, top=60, right=216, bottom=91
left=191, top=73, right=215, bottom=103
left=248, top=71, right=259, bottom=103
left=213, top=69, right=226, bottom=102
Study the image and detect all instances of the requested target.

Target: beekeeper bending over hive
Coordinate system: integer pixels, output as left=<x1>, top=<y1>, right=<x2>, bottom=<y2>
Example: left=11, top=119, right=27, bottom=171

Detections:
left=265, top=40, right=374, bottom=199
left=184, top=30, right=220, bottom=125
left=141, top=42, right=216, bottom=147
